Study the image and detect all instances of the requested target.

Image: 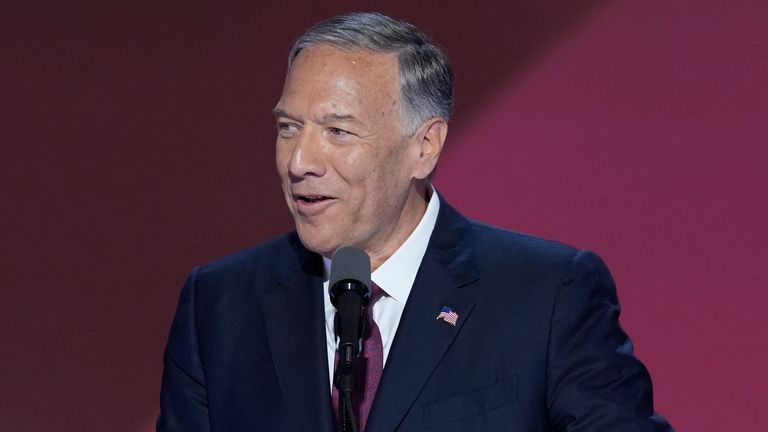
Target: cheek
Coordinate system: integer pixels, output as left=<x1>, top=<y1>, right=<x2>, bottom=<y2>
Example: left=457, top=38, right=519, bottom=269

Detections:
left=380, top=143, right=415, bottom=184
left=332, top=147, right=374, bottom=185
left=275, top=143, right=291, bottom=176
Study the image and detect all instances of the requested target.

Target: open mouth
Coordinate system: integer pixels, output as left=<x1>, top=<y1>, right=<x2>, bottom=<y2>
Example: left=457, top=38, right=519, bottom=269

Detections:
left=295, top=194, right=334, bottom=204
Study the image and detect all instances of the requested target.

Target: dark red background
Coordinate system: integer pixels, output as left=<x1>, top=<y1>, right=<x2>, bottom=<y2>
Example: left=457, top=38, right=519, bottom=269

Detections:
left=2, top=1, right=766, bottom=431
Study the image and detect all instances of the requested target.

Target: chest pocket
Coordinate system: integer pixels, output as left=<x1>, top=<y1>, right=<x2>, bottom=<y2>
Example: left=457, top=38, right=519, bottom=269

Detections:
left=422, top=375, right=518, bottom=428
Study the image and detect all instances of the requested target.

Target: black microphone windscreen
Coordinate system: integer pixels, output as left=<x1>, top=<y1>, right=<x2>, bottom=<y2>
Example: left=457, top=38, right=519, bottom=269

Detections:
left=329, top=246, right=371, bottom=290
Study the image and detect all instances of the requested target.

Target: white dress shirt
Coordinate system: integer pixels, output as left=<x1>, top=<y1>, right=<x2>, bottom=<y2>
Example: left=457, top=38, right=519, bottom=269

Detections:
left=322, top=189, right=441, bottom=393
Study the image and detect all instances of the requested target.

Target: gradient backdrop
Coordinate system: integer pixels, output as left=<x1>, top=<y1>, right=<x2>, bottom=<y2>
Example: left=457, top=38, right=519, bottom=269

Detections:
left=2, top=1, right=767, bottom=431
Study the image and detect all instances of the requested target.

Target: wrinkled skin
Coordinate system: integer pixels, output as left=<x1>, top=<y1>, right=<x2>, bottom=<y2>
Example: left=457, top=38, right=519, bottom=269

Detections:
left=273, top=44, right=447, bottom=269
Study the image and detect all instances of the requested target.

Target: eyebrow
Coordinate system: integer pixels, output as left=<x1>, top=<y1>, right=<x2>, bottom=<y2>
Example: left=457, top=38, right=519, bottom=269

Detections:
left=321, top=113, right=359, bottom=123
left=272, top=108, right=299, bottom=121
left=272, top=108, right=362, bottom=125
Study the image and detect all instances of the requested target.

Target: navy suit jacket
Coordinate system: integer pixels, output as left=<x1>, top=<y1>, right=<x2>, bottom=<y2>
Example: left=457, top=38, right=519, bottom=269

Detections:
left=158, top=199, right=672, bottom=431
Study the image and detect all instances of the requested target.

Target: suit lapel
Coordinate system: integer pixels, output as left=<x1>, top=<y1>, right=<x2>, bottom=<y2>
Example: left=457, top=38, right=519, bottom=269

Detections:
left=366, top=201, right=480, bottom=432
left=260, top=237, right=334, bottom=432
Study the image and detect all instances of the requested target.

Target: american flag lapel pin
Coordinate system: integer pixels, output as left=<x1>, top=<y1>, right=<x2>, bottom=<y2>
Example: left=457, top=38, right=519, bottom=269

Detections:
left=436, top=306, right=459, bottom=326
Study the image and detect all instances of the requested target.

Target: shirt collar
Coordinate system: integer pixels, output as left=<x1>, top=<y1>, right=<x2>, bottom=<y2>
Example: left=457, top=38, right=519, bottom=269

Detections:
left=322, top=187, right=441, bottom=303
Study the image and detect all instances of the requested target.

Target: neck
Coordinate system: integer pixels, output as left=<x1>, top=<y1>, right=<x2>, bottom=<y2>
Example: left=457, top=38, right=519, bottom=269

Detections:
left=366, top=185, right=431, bottom=271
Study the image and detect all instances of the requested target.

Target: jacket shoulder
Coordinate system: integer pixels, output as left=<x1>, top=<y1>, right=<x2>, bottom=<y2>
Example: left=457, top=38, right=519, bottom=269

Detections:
left=188, top=232, right=307, bottom=294
left=466, top=220, right=581, bottom=267
left=462, top=219, right=616, bottom=305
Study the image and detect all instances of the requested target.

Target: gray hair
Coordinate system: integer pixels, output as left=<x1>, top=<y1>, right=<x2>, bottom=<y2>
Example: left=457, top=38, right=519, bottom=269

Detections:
left=288, top=12, right=454, bottom=136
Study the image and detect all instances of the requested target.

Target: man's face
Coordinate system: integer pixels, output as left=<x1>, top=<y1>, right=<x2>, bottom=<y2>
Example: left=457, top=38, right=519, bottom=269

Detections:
left=273, top=45, right=430, bottom=265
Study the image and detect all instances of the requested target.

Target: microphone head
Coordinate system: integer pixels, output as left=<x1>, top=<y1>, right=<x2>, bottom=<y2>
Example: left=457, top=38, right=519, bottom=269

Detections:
left=329, top=246, right=371, bottom=305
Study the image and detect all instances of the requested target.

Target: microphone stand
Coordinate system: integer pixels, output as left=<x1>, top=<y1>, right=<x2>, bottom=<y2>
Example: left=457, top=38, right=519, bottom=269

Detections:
left=335, top=344, right=359, bottom=432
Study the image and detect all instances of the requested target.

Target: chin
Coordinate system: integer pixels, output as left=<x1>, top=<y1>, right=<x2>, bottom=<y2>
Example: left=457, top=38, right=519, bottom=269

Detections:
left=295, top=227, right=337, bottom=258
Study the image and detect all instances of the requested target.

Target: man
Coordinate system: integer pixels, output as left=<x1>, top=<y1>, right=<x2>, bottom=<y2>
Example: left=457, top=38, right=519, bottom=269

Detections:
left=158, top=12, right=672, bottom=432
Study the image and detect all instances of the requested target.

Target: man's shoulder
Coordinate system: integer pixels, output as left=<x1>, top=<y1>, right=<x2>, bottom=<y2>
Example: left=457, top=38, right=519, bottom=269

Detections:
left=466, top=218, right=578, bottom=258
left=191, top=231, right=308, bottom=285
left=460, top=218, right=617, bottom=294
left=468, top=219, right=574, bottom=250
left=434, top=198, right=595, bottom=276
left=460, top=218, right=593, bottom=277
left=436, top=196, right=579, bottom=262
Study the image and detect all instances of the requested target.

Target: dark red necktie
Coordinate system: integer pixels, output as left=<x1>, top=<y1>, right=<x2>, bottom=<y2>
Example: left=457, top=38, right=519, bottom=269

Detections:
left=333, top=283, right=384, bottom=432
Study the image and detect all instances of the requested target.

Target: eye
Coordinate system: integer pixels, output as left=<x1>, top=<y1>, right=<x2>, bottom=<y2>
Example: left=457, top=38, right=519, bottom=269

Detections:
left=277, top=122, right=299, bottom=138
left=327, top=127, right=351, bottom=137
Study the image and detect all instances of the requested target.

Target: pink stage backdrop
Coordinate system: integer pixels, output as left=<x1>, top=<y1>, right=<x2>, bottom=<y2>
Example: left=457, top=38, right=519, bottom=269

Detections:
left=2, top=1, right=766, bottom=431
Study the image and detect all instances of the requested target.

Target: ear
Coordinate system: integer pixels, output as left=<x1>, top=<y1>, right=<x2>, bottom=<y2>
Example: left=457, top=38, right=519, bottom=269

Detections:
left=411, top=117, right=448, bottom=180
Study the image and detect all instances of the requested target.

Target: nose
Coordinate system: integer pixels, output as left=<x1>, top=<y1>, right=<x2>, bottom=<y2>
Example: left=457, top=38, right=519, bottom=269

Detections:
left=287, top=128, right=326, bottom=180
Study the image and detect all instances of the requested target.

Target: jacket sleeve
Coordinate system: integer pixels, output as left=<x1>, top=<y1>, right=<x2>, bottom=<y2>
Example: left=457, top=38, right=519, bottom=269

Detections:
left=546, top=250, right=674, bottom=432
left=157, top=268, right=211, bottom=432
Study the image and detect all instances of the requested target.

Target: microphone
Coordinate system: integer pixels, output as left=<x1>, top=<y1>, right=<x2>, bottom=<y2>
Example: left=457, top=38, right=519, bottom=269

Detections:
left=329, top=246, right=371, bottom=432
left=329, top=246, right=372, bottom=368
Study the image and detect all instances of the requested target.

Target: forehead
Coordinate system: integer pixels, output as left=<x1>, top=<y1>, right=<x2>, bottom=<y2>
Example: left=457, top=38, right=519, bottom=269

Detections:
left=277, top=44, right=400, bottom=120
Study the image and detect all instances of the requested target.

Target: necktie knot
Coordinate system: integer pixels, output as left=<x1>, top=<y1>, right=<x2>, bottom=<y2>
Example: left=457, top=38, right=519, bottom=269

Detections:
left=369, top=283, right=384, bottom=306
